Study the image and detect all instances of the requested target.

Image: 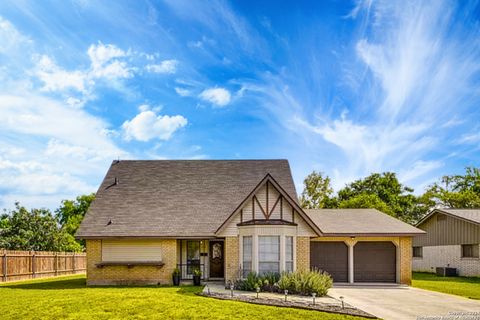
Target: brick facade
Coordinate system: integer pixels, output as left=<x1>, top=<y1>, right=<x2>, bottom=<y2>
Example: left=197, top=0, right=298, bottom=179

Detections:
left=224, top=236, right=239, bottom=283
left=296, top=236, right=311, bottom=272
left=86, top=239, right=177, bottom=285
left=413, top=244, right=480, bottom=277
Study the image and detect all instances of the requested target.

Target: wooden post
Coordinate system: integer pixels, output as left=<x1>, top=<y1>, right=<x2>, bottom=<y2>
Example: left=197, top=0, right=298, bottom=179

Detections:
left=2, top=250, right=7, bottom=282
left=54, top=253, right=58, bottom=276
left=72, top=252, right=76, bottom=274
left=32, top=251, right=36, bottom=279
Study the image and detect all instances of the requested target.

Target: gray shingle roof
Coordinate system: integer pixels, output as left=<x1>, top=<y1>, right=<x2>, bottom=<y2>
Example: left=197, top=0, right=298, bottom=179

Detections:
left=304, top=209, right=425, bottom=236
left=76, top=160, right=298, bottom=238
left=419, top=208, right=480, bottom=226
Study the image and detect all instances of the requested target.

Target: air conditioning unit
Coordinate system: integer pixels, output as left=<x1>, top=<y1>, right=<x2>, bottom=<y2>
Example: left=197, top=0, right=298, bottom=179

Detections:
left=436, top=267, right=457, bottom=277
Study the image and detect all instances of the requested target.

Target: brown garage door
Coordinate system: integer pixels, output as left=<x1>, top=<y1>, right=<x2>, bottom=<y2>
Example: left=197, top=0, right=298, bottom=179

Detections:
left=310, top=242, right=348, bottom=282
left=354, top=242, right=396, bottom=283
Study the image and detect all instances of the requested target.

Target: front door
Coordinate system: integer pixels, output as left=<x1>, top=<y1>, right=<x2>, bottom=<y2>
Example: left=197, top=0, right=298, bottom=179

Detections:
left=209, top=241, right=224, bottom=278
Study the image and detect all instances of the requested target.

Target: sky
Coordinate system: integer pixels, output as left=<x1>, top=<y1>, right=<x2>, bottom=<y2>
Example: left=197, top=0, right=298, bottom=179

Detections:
left=1, top=0, right=480, bottom=210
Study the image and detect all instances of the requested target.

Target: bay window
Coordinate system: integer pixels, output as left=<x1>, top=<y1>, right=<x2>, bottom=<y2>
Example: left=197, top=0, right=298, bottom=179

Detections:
left=258, top=236, right=280, bottom=274
left=242, top=236, right=252, bottom=277
left=285, top=236, right=293, bottom=272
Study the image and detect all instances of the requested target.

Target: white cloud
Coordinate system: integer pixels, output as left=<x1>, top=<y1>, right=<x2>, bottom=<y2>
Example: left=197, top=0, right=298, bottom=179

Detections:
left=145, top=59, right=178, bottom=74
left=122, top=108, right=187, bottom=142
left=175, top=87, right=191, bottom=97
left=34, top=55, right=89, bottom=93
left=87, top=42, right=133, bottom=79
left=199, top=87, right=231, bottom=107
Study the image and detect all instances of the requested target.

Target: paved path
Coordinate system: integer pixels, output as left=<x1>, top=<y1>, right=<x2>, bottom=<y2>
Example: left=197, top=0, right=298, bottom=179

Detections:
left=328, top=285, right=480, bottom=320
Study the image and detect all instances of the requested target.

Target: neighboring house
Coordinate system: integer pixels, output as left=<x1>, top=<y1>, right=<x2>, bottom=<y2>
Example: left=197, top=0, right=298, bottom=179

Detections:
left=413, top=209, right=480, bottom=276
left=76, top=160, right=424, bottom=286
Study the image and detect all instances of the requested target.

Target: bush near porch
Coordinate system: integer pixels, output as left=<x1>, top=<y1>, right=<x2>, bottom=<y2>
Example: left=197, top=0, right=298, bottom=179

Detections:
left=0, top=275, right=366, bottom=320
left=412, top=272, right=480, bottom=300
left=232, top=270, right=333, bottom=296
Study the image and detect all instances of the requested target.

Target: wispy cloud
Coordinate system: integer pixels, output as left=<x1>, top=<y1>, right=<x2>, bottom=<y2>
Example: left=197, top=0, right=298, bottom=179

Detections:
left=145, top=59, right=178, bottom=74
left=199, top=87, right=231, bottom=107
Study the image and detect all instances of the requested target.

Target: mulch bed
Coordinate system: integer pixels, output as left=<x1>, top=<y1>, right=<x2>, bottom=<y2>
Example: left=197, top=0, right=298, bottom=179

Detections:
left=197, top=292, right=376, bottom=318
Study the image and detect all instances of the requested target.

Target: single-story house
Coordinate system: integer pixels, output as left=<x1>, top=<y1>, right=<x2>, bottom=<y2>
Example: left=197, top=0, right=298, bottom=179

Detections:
left=76, top=159, right=424, bottom=286
left=413, top=208, right=480, bottom=276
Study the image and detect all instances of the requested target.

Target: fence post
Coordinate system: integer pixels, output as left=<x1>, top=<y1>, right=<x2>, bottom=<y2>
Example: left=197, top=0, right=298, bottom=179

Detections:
left=54, top=252, right=58, bottom=276
left=2, top=250, right=7, bottom=282
left=32, top=251, right=36, bottom=279
left=72, top=252, right=76, bottom=273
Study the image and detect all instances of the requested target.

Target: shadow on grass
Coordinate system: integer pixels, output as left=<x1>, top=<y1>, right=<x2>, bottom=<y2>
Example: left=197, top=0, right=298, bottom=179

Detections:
left=413, top=272, right=480, bottom=284
left=1, top=276, right=205, bottom=293
left=0, top=277, right=87, bottom=290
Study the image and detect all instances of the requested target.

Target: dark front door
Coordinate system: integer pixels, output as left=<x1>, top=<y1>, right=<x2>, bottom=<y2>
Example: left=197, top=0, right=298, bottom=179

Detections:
left=354, top=242, right=396, bottom=283
left=209, top=241, right=224, bottom=278
left=310, top=242, right=349, bottom=282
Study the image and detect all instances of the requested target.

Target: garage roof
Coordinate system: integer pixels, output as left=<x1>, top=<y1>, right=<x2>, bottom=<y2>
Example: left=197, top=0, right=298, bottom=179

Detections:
left=304, top=209, right=425, bottom=236
left=416, top=208, right=480, bottom=226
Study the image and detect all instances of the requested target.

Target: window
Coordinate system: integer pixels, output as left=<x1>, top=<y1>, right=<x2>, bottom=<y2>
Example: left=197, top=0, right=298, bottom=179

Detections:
left=242, top=236, right=252, bottom=277
left=462, top=244, right=479, bottom=258
left=258, top=236, right=280, bottom=274
left=285, top=236, right=294, bottom=272
left=413, top=246, right=423, bottom=258
left=187, top=241, right=200, bottom=274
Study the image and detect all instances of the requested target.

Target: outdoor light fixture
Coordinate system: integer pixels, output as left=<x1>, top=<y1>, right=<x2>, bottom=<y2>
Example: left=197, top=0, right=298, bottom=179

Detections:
left=230, top=284, right=234, bottom=297
left=284, top=290, right=288, bottom=302
left=256, top=286, right=260, bottom=299
left=339, top=296, right=345, bottom=309
left=312, top=292, right=316, bottom=306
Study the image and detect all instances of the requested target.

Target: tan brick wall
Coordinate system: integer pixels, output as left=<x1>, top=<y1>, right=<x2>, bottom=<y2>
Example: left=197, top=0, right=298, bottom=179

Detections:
left=86, top=239, right=177, bottom=285
left=311, top=236, right=413, bottom=285
left=224, top=236, right=239, bottom=283
left=399, top=237, right=412, bottom=285
left=296, top=236, right=310, bottom=272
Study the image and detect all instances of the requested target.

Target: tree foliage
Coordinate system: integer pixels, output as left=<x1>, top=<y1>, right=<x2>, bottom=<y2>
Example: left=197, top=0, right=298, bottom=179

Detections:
left=299, top=171, right=334, bottom=209
left=0, top=203, right=81, bottom=251
left=0, top=193, right=95, bottom=252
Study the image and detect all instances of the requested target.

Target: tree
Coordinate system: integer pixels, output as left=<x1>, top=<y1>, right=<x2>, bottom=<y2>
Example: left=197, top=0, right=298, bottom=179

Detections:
left=55, top=193, right=95, bottom=248
left=299, top=171, right=335, bottom=209
left=337, top=172, right=420, bottom=223
left=338, top=193, right=394, bottom=216
left=0, top=203, right=81, bottom=251
left=423, top=167, right=480, bottom=208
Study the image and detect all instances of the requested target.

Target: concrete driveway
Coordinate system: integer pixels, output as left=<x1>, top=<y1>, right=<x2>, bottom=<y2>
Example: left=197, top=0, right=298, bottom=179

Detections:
left=328, top=285, right=480, bottom=320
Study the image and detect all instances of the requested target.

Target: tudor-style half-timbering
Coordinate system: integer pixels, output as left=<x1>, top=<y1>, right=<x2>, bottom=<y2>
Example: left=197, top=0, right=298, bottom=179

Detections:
left=240, top=181, right=295, bottom=224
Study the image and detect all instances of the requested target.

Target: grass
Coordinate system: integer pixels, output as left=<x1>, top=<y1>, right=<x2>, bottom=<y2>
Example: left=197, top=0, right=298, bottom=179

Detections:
left=0, top=275, right=367, bottom=320
left=412, top=272, right=480, bottom=300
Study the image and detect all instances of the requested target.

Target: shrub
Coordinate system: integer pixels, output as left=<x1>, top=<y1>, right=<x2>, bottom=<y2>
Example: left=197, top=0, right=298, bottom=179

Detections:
left=277, top=269, right=332, bottom=296
left=233, top=271, right=281, bottom=292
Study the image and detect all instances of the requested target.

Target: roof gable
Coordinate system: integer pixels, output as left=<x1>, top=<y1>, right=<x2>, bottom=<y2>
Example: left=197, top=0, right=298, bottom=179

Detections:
left=417, top=208, right=480, bottom=227
left=215, top=174, right=322, bottom=235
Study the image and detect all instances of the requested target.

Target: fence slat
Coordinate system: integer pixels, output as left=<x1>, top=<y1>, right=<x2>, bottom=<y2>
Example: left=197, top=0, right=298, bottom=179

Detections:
left=0, top=250, right=86, bottom=282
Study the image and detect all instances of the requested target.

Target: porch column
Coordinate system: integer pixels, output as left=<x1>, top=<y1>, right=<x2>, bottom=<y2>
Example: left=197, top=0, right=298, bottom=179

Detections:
left=348, top=243, right=354, bottom=284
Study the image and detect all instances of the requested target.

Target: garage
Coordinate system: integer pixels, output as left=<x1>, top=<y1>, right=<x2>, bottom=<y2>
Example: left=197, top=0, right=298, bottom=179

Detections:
left=354, top=241, right=396, bottom=282
left=310, top=242, right=348, bottom=282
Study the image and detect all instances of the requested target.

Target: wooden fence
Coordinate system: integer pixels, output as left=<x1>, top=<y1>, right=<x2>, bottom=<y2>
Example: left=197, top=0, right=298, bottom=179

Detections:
left=0, top=250, right=86, bottom=282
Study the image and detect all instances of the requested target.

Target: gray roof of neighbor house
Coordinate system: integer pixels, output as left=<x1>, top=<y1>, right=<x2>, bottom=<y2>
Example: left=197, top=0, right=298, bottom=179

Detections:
left=417, top=208, right=480, bottom=226
left=304, top=209, right=425, bottom=236
left=76, top=160, right=299, bottom=238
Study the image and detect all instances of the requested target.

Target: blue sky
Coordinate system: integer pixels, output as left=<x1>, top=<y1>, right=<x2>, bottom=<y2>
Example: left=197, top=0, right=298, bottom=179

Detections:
left=1, top=0, right=480, bottom=209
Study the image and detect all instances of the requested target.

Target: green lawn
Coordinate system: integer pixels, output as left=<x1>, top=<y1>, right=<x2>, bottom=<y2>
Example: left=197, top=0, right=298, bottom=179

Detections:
left=412, top=272, right=480, bottom=300
left=0, top=275, right=367, bottom=320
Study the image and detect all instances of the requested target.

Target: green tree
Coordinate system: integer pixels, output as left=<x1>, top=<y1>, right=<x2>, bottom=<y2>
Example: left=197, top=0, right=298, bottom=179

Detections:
left=0, top=203, right=81, bottom=251
left=338, top=193, right=394, bottom=216
left=55, top=193, right=95, bottom=248
left=423, top=167, right=480, bottom=208
left=337, top=172, right=419, bottom=223
left=299, top=171, right=335, bottom=209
